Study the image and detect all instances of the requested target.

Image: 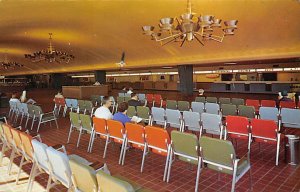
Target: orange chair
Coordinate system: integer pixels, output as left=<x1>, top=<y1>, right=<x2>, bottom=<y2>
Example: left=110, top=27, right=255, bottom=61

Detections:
left=153, top=94, right=166, bottom=107
left=246, top=99, right=260, bottom=114
left=249, top=119, right=282, bottom=166
left=105, top=120, right=126, bottom=164
left=121, top=123, right=145, bottom=165
left=225, top=116, right=251, bottom=149
left=9, top=128, right=24, bottom=175
left=143, top=126, right=171, bottom=181
left=261, top=100, right=276, bottom=107
left=279, top=101, right=296, bottom=109
left=145, top=94, right=154, bottom=107
left=89, top=117, right=108, bottom=153
left=1, top=124, right=14, bottom=166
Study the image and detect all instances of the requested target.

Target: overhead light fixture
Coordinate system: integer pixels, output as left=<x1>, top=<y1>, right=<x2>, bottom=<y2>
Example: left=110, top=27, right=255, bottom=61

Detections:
left=224, top=62, right=237, bottom=65
left=142, top=0, right=238, bottom=47
left=162, top=66, right=174, bottom=69
left=25, top=33, right=74, bottom=64
left=1, top=51, right=23, bottom=70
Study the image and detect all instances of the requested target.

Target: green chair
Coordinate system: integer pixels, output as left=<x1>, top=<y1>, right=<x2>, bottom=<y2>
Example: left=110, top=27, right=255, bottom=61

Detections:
left=166, top=100, right=177, bottom=110
left=90, top=95, right=100, bottom=106
left=199, top=136, right=251, bottom=192
left=78, top=114, right=93, bottom=151
left=177, top=101, right=190, bottom=112
left=127, top=106, right=136, bottom=118
left=232, top=98, right=244, bottom=106
left=124, top=97, right=131, bottom=102
left=69, top=159, right=98, bottom=192
left=221, top=104, right=237, bottom=117
left=219, top=97, right=231, bottom=105
left=77, top=100, right=86, bottom=113
left=136, top=106, right=150, bottom=123
left=167, top=131, right=201, bottom=192
left=195, top=97, right=206, bottom=103
left=67, top=112, right=81, bottom=144
left=238, top=105, right=255, bottom=119
left=85, top=100, right=95, bottom=116
left=31, top=105, right=58, bottom=132
left=206, top=97, right=217, bottom=103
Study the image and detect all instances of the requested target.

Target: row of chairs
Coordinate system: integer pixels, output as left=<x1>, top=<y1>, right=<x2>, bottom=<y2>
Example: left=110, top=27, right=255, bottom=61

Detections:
left=68, top=115, right=252, bottom=192
left=0, top=121, right=143, bottom=192
left=9, top=101, right=58, bottom=132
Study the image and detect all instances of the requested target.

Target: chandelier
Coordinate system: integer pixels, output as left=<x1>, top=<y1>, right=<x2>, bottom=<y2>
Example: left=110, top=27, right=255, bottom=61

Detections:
left=142, top=0, right=238, bottom=46
left=24, top=33, right=74, bottom=63
left=1, top=52, right=23, bottom=70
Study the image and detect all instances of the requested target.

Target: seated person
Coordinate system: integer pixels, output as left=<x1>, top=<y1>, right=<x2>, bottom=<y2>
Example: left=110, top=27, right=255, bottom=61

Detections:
left=127, top=87, right=133, bottom=95
left=113, top=102, right=131, bottom=125
left=53, top=90, right=64, bottom=101
left=10, top=92, right=21, bottom=103
left=121, top=86, right=127, bottom=93
left=279, top=90, right=293, bottom=102
left=94, top=96, right=113, bottom=119
left=20, top=90, right=36, bottom=104
left=128, top=93, right=143, bottom=107
left=198, top=89, right=204, bottom=96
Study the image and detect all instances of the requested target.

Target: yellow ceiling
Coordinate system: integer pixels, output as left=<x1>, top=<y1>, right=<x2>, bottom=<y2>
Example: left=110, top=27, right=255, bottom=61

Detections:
left=0, top=0, right=300, bottom=75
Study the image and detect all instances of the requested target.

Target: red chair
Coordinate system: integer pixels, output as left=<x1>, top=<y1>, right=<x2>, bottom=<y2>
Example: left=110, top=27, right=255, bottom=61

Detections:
left=279, top=101, right=296, bottom=109
left=225, top=116, right=250, bottom=149
left=89, top=117, right=108, bottom=153
left=250, top=119, right=282, bottom=165
left=146, top=94, right=154, bottom=107
left=246, top=99, right=260, bottom=114
left=105, top=120, right=126, bottom=164
left=261, top=100, right=276, bottom=107
left=121, top=123, right=145, bottom=165
left=143, top=126, right=171, bottom=181
left=54, top=97, right=66, bottom=116
left=153, top=94, right=164, bottom=107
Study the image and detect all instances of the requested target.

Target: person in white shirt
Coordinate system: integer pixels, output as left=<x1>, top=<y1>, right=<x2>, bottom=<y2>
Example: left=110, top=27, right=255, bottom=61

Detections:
left=9, top=92, right=21, bottom=103
left=94, top=96, right=113, bottom=119
left=127, top=87, right=133, bottom=95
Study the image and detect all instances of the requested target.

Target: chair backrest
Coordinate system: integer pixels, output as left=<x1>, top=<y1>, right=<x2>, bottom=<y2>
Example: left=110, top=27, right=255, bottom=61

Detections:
left=231, top=98, right=244, bottom=106
left=177, top=101, right=190, bottom=111
left=238, top=105, right=255, bottom=119
left=206, top=97, right=217, bottom=103
left=69, top=159, right=97, bottom=192
left=31, top=139, right=49, bottom=172
left=16, top=102, right=23, bottom=112
left=96, top=171, right=135, bottom=192
left=136, top=106, right=149, bottom=120
left=221, top=104, right=237, bottom=116
left=106, top=119, right=124, bottom=140
left=124, top=93, right=131, bottom=97
left=71, top=99, right=78, bottom=108
left=137, top=94, right=146, bottom=102
left=226, top=116, right=249, bottom=135
left=281, top=108, right=300, bottom=128
left=27, top=104, right=35, bottom=117
left=259, top=107, right=279, bottom=122
left=195, top=97, right=205, bottom=103
left=117, top=97, right=125, bottom=104
left=145, top=126, right=170, bottom=156
left=118, top=93, right=125, bottom=97
left=46, top=147, right=72, bottom=187
left=10, top=128, right=22, bottom=150
left=165, top=109, right=181, bottom=128
left=84, top=101, right=94, bottom=113
left=280, top=101, right=296, bottom=109
left=124, top=97, right=131, bottom=102
left=261, top=100, right=276, bottom=107
left=201, top=113, right=222, bottom=135
left=166, top=100, right=177, bottom=110
left=191, top=102, right=205, bottom=114
left=65, top=98, right=72, bottom=108
left=78, top=100, right=86, bottom=109
left=219, top=97, right=231, bottom=105
left=153, top=94, right=162, bottom=104
left=171, top=131, right=199, bottom=164
left=79, top=114, right=93, bottom=131
left=93, top=117, right=107, bottom=135
left=58, top=98, right=66, bottom=106
left=183, top=111, right=201, bottom=131
left=19, top=131, right=34, bottom=160
left=146, top=94, right=154, bottom=103
left=127, top=106, right=136, bottom=118
left=246, top=99, right=260, bottom=111
left=2, top=123, right=13, bottom=144
left=199, top=136, right=235, bottom=173
left=125, top=123, right=145, bottom=149
left=33, top=105, right=43, bottom=117
left=151, top=107, right=165, bottom=125
left=205, top=103, right=220, bottom=115
left=21, top=103, right=28, bottom=114
left=70, top=112, right=81, bottom=128
left=251, top=119, right=278, bottom=140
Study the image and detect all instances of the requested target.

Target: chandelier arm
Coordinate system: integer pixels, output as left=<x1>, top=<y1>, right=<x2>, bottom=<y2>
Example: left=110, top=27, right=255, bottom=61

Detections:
left=194, top=32, right=204, bottom=37
left=210, top=33, right=225, bottom=42
left=193, top=34, right=205, bottom=46
left=161, top=38, right=177, bottom=46
left=153, top=33, right=182, bottom=42
left=180, top=36, right=187, bottom=47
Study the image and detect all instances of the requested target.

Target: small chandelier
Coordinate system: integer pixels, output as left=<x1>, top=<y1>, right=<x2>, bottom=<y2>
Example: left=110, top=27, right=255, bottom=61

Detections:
left=25, top=33, right=74, bottom=63
left=142, top=0, right=238, bottom=47
left=1, top=51, right=23, bottom=70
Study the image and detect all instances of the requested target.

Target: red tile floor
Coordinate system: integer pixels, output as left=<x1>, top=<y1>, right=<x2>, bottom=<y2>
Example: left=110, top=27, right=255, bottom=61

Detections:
left=1, top=88, right=300, bottom=192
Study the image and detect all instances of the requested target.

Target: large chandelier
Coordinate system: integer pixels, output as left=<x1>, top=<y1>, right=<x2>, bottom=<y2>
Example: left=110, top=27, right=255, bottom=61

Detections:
left=142, top=0, right=238, bottom=46
left=1, top=52, right=23, bottom=70
left=24, top=33, right=74, bottom=63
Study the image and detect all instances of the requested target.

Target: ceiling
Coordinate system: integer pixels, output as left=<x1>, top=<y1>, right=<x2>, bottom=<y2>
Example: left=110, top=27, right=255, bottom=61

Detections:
left=0, top=0, right=300, bottom=76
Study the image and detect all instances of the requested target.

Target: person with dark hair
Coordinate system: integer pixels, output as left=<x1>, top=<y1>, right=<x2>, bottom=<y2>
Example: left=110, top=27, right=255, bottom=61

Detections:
left=128, top=93, right=143, bottom=107
left=94, top=96, right=113, bottom=119
left=279, top=90, right=293, bottom=102
left=9, top=92, right=21, bottom=103
left=53, top=90, right=64, bottom=101
left=113, top=102, right=131, bottom=125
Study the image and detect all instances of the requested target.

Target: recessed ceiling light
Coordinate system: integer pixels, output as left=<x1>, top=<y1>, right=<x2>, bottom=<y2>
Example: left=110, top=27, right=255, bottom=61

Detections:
left=224, top=62, right=237, bottom=65
left=162, top=66, right=173, bottom=69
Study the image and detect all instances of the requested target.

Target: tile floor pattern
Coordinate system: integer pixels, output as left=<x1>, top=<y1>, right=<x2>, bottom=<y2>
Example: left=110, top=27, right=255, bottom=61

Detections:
left=0, top=89, right=300, bottom=192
